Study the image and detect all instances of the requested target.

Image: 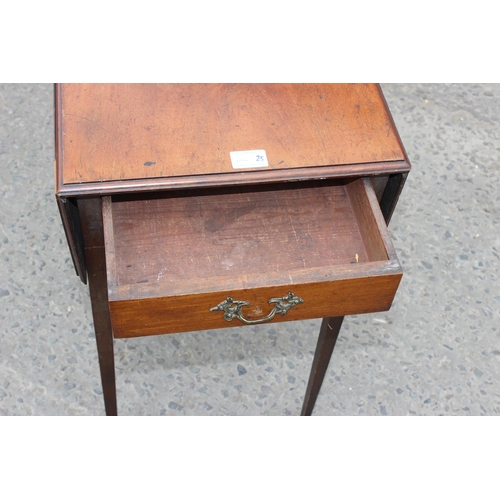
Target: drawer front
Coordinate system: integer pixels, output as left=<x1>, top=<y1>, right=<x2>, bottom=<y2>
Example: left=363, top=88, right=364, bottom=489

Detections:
left=109, top=273, right=401, bottom=338
left=104, top=178, right=402, bottom=339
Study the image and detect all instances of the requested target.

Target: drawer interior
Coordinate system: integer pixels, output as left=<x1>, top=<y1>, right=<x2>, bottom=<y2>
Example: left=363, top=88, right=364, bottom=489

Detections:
left=103, top=178, right=399, bottom=302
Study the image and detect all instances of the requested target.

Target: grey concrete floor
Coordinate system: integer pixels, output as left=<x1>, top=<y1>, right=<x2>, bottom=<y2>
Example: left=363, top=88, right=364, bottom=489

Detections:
left=0, top=83, right=499, bottom=416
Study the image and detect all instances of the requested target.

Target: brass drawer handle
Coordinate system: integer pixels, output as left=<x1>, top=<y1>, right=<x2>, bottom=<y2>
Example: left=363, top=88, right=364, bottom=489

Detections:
left=210, top=292, right=304, bottom=325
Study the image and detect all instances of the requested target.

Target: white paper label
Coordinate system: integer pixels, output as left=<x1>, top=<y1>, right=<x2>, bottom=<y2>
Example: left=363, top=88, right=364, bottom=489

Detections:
left=230, top=150, right=269, bottom=169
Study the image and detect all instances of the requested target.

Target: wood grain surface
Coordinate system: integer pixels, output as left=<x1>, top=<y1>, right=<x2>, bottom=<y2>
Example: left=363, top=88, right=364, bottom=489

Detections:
left=57, top=84, right=406, bottom=186
left=110, top=180, right=372, bottom=289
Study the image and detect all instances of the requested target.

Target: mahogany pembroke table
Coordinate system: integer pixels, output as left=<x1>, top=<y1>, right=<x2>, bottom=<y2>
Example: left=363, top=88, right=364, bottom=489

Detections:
left=55, top=84, right=410, bottom=416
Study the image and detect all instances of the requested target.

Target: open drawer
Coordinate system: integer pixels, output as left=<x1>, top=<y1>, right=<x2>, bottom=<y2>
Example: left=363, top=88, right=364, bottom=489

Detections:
left=103, top=178, right=402, bottom=339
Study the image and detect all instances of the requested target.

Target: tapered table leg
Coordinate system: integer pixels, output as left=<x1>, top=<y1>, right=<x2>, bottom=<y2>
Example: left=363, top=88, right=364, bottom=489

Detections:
left=85, top=246, right=117, bottom=416
left=79, top=198, right=117, bottom=416
left=301, top=316, right=344, bottom=416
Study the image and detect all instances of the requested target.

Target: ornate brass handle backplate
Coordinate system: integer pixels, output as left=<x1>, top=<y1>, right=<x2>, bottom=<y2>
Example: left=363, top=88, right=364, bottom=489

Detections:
left=210, top=292, right=304, bottom=325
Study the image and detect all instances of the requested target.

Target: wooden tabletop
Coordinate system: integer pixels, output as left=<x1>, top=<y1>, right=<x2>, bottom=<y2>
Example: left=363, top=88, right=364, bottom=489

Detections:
left=55, top=84, right=408, bottom=196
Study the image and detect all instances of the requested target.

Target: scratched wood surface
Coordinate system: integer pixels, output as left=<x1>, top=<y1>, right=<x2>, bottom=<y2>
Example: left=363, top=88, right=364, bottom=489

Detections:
left=57, top=84, right=406, bottom=185
left=109, top=180, right=376, bottom=289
